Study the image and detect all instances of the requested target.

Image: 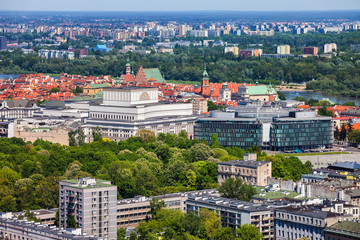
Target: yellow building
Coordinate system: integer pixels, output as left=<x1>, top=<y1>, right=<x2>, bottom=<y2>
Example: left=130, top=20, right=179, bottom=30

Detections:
left=83, top=83, right=111, bottom=95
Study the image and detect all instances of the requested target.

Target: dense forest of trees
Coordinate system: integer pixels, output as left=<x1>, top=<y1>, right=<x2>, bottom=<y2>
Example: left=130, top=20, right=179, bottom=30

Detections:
left=0, top=132, right=311, bottom=212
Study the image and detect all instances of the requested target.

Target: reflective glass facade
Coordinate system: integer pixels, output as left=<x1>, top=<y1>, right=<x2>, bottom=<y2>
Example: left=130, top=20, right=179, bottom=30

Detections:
left=194, top=119, right=263, bottom=148
left=270, top=118, right=333, bottom=151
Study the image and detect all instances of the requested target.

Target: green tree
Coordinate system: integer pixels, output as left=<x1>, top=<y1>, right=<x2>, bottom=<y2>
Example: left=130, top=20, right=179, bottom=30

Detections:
left=149, top=197, right=166, bottom=218
left=334, top=127, right=340, bottom=141
left=340, top=124, right=347, bottom=141
left=277, top=91, right=286, bottom=100
left=50, top=87, right=60, bottom=94
left=211, top=133, right=220, bottom=148
left=77, top=129, right=86, bottom=146
left=129, top=231, right=138, bottom=240
left=348, top=130, right=360, bottom=146
left=67, top=215, right=78, bottom=228
left=199, top=208, right=221, bottom=240
left=135, top=130, right=156, bottom=143
left=117, top=228, right=126, bottom=240
left=92, top=126, right=102, bottom=142
left=218, top=177, right=256, bottom=201
left=318, top=106, right=333, bottom=116
left=207, top=100, right=218, bottom=111
left=68, top=131, right=77, bottom=146
left=236, top=224, right=263, bottom=240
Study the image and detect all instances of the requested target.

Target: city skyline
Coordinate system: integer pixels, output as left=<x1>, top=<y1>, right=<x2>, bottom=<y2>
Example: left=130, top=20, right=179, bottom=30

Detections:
left=1, top=0, right=360, bottom=12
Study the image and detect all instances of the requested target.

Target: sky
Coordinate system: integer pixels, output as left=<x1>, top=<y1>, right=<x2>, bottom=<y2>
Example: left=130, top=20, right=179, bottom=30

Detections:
left=1, top=0, right=360, bottom=12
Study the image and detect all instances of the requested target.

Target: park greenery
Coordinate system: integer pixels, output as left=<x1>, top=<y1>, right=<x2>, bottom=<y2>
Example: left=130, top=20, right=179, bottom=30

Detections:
left=0, top=131, right=312, bottom=213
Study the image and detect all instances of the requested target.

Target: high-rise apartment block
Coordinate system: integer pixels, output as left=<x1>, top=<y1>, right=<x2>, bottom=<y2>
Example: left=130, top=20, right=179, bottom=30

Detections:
left=276, top=45, right=290, bottom=54
left=0, top=36, right=7, bottom=50
left=59, top=178, right=117, bottom=240
left=324, top=43, right=337, bottom=53
left=224, top=46, right=239, bottom=56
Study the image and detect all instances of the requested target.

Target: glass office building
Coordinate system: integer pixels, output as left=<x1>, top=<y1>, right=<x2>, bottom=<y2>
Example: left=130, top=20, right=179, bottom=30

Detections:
left=194, top=118, right=263, bottom=148
left=194, top=110, right=333, bottom=150
left=270, top=117, right=333, bottom=151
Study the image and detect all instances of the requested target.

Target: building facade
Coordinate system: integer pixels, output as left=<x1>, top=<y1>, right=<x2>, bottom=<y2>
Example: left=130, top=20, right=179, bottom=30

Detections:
left=0, top=118, right=16, bottom=138
left=274, top=206, right=343, bottom=240
left=186, top=195, right=274, bottom=239
left=0, top=218, right=97, bottom=240
left=195, top=110, right=333, bottom=151
left=218, top=157, right=272, bottom=186
left=0, top=100, right=39, bottom=119
left=83, top=87, right=196, bottom=142
left=59, top=178, right=117, bottom=240
left=270, top=112, right=333, bottom=151
left=276, top=45, right=290, bottom=54
left=195, top=113, right=263, bottom=149
left=116, top=189, right=219, bottom=229
left=233, top=83, right=278, bottom=102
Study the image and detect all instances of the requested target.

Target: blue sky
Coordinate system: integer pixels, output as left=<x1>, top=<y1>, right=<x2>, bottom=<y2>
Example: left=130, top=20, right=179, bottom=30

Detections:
left=1, top=0, right=360, bottom=11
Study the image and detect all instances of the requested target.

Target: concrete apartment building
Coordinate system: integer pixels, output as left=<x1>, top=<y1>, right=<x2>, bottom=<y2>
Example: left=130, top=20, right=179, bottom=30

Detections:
left=186, top=195, right=275, bottom=239
left=217, top=153, right=272, bottom=186
left=116, top=189, right=219, bottom=229
left=303, top=46, right=318, bottom=55
left=276, top=45, right=290, bottom=54
left=0, top=218, right=97, bottom=240
left=59, top=178, right=117, bottom=240
left=224, top=46, right=239, bottom=56
left=82, top=87, right=196, bottom=142
left=274, top=206, right=343, bottom=240
left=324, top=43, right=337, bottom=53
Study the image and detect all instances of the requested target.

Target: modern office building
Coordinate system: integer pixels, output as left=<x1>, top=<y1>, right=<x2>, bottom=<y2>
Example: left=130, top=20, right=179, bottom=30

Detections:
left=59, top=178, right=117, bottom=240
left=194, top=109, right=333, bottom=150
left=186, top=195, right=275, bottom=239
left=274, top=206, right=342, bottom=240
left=195, top=111, right=264, bottom=149
left=0, top=36, right=7, bottom=50
left=270, top=111, right=333, bottom=151
left=217, top=155, right=272, bottom=186
left=0, top=218, right=98, bottom=240
left=82, top=87, right=196, bottom=142
left=276, top=45, right=290, bottom=54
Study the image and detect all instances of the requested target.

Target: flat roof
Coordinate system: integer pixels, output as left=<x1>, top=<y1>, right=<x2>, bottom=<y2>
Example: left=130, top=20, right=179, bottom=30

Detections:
left=104, top=87, right=157, bottom=92
left=218, top=160, right=270, bottom=169
left=60, top=179, right=115, bottom=189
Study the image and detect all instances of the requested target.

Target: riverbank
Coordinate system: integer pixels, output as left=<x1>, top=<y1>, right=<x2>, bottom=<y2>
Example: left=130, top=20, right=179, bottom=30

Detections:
left=276, top=84, right=310, bottom=92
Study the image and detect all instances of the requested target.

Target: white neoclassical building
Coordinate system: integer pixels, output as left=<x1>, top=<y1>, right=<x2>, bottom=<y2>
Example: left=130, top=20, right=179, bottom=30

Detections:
left=82, top=87, right=196, bottom=142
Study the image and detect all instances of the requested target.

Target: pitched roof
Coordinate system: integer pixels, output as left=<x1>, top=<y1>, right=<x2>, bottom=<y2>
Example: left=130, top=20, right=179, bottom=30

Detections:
left=143, top=68, right=166, bottom=83
left=330, top=161, right=360, bottom=170
left=326, top=221, right=360, bottom=237
left=86, top=83, right=110, bottom=89
left=247, top=85, right=277, bottom=95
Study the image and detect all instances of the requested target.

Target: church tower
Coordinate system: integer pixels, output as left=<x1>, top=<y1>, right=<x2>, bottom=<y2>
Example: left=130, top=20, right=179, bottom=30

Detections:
left=201, top=64, right=210, bottom=96
left=125, top=58, right=131, bottom=74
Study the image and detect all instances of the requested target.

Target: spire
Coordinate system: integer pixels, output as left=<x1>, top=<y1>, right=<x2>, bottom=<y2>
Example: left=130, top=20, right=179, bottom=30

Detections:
left=202, top=63, right=208, bottom=78
left=126, top=57, right=131, bottom=66
left=269, top=81, right=272, bottom=88
left=125, top=57, right=131, bottom=74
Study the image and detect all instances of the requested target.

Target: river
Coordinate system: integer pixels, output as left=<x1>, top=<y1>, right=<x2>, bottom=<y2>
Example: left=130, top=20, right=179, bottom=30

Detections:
left=282, top=91, right=360, bottom=106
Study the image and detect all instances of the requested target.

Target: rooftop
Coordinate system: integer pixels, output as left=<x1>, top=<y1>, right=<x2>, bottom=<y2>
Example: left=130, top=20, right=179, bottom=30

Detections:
left=60, top=178, right=115, bottom=189
left=218, top=160, right=270, bottom=169
left=275, top=206, right=342, bottom=219
left=325, top=221, right=360, bottom=238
